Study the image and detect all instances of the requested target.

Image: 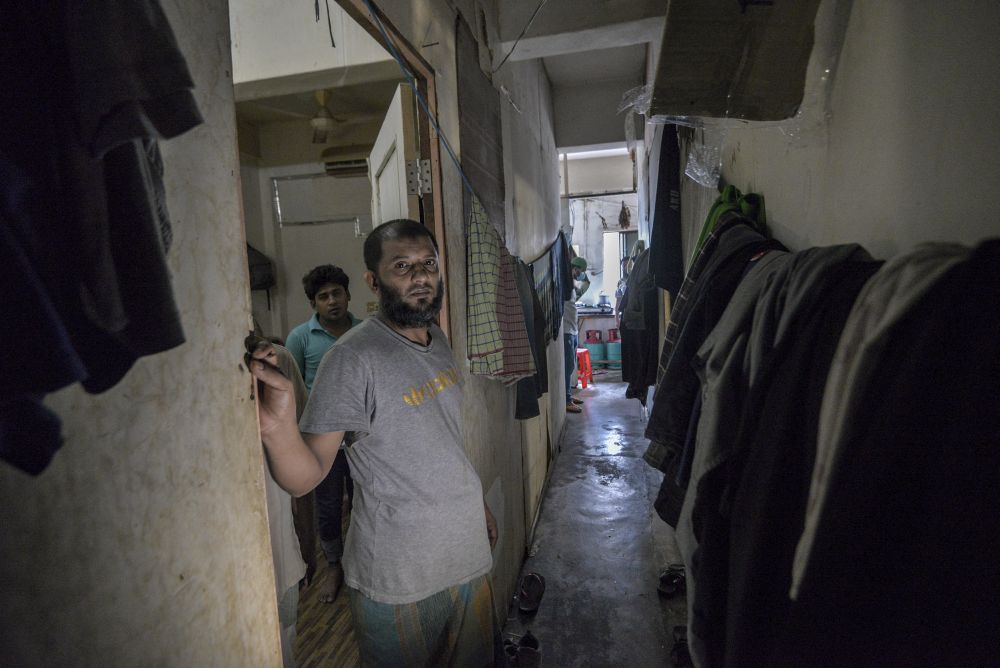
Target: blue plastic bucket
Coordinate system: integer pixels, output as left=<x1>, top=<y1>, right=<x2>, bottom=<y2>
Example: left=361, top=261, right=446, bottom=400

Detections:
left=583, top=342, right=606, bottom=366
left=606, top=341, right=622, bottom=369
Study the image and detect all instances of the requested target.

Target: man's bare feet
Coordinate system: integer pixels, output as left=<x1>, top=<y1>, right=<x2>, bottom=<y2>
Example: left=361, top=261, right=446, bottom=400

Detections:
left=319, top=563, right=344, bottom=603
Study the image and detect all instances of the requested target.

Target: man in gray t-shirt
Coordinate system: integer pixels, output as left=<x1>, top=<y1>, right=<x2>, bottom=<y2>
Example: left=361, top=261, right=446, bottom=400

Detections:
left=249, top=220, right=501, bottom=666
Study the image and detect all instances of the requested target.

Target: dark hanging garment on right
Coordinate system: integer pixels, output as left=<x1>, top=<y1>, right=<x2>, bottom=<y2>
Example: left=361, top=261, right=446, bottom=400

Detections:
left=0, top=0, right=202, bottom=474
left=619, top=249, right=659, bottom=403
left=774, top=240, right=1000, bottom=667
left=648, top=124, right=683, bottom=295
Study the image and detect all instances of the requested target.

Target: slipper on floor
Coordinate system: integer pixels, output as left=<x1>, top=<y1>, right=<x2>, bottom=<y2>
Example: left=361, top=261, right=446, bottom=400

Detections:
left=518, top=572, right=546, bottom=613
left=658, top=564, right=686, bottom=598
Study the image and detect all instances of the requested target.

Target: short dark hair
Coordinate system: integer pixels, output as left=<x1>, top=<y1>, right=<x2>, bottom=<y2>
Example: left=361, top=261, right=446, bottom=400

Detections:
left=301, top=264, right=350, bottom=301
left=364, top=219, right=438, bottom=272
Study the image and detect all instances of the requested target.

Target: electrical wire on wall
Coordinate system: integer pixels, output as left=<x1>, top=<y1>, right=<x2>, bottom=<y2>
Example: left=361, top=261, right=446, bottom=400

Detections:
left=362, top=0, right=475, bottom=197
left=491, top=0, right=548, bottom=73
left=315, top=0, right=336, bottom=46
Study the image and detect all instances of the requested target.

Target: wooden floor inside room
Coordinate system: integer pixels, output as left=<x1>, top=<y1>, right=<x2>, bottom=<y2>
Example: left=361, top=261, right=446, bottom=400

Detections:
left=295, top=538, right=359, bottom=666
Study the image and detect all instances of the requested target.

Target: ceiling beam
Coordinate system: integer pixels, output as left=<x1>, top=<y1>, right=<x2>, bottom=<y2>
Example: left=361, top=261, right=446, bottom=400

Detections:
left=495, top=16, right=664, bottom=62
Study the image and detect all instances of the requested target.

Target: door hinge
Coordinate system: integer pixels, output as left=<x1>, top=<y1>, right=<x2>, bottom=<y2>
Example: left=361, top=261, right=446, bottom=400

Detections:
left=406, top=159, right=433, bottom=195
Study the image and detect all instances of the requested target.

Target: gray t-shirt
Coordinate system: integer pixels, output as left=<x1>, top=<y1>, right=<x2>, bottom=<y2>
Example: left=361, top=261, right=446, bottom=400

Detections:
left=299, top=317, right=492, bottom=604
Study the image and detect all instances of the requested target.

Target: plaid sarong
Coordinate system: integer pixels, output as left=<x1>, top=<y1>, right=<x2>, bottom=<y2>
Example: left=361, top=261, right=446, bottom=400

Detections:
left=348, top=574, right=504, bottom=667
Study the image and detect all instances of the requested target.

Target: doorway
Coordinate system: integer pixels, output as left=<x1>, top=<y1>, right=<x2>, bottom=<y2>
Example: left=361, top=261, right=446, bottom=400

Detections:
left=230, top=1, right=448, bottom=665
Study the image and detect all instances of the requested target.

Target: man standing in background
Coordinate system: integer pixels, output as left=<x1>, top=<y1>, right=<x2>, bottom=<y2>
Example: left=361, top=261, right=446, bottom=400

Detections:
left=285, top=264, right=359, bottom=603
left=564, top=256, right=591, bottom=414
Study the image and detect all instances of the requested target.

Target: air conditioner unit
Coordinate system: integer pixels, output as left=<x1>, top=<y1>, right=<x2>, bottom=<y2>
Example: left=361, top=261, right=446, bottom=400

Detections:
left=324, top=158, right=368, bottom=178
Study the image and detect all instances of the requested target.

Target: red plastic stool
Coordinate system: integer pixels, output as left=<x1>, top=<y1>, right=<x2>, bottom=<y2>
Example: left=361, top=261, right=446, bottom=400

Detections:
left=576, top=348, right=594, bottom=389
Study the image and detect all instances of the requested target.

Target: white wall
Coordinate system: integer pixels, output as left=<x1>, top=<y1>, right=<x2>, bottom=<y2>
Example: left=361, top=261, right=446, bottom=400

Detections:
left=499, top=0, right=662, bottom=40
left=499, top=60, right=564, bottom=261
left=229, top=0, right=389, bottom=87
left=269, top=170, right=374, bottom=337
left=553, top=79, right=641, bottom=149
left=0, top=0, right=281, bottom=665
left=567, top=194, right=639, bottom=302
left=563, top=153, right=635, bottom=195
left=678, top=1, right=1000, bottom=260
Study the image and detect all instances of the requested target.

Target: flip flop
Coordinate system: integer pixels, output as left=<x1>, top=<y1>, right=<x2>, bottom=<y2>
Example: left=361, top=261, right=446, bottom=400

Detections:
left=658, top=564, right=686, bottom=598
left=518, top=572, right=546, bottom=613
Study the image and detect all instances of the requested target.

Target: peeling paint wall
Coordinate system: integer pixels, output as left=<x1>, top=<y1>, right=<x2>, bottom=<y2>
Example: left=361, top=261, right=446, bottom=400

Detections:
left=0, top=0, right=281, bottom=665
left=678, top=1, right=1000, bottom=258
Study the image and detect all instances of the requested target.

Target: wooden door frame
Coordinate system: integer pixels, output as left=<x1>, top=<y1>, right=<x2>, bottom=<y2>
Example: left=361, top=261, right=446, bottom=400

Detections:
left=336, top=0, right=450, bottom=336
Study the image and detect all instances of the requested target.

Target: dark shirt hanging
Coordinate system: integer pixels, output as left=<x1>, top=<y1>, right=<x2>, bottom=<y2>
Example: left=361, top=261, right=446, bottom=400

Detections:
left=648, top=124, right=684, bottom=294
left=0, top=0, right=202, bottom=474
left=775, top=240, right=1000, bottom=666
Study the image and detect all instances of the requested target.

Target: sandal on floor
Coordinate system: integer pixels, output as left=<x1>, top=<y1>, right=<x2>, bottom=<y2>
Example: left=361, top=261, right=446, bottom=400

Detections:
left=518, top=573, right=546, bottom=613
left=658, top=564, right=686, bottom=598
left=671, top=639, right=693, bottom=668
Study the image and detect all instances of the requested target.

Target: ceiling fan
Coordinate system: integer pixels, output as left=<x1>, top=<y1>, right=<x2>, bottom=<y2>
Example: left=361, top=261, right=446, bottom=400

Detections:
left=310, top=90, right=337, bottom=144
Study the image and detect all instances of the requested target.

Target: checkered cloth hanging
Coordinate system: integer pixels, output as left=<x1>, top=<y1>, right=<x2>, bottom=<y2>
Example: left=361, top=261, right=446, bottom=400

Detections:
left=466, top=196, right=534, bottom=383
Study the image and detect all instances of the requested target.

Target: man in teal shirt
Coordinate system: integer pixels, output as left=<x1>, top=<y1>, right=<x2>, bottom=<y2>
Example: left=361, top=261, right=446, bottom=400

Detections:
left=285, top=264, right=359, bottom=602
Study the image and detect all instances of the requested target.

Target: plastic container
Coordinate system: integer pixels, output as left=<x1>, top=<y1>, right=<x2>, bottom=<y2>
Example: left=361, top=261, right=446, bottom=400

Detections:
left=606, top=341, right=622, bottom=369
left=583, top=342, right=606, bottom=366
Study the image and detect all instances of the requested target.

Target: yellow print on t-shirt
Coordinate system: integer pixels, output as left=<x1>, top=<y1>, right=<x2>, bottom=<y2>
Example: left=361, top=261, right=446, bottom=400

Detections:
left=402, top=366, right=461, bottom=406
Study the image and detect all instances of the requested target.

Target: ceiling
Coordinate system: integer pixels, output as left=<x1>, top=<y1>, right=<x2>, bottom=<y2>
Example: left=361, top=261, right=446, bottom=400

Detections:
left=542, top=43, right=648, bottom=88
left=235, top=78, right=403, bottom=125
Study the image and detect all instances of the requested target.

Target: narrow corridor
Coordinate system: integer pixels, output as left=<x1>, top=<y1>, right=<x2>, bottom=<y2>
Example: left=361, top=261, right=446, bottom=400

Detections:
left=503, top=373, right=686, bottom=667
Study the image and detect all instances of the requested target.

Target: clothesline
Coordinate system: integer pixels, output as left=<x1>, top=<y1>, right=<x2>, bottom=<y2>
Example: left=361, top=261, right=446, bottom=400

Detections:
left=522, top=233, right=563, bottom=267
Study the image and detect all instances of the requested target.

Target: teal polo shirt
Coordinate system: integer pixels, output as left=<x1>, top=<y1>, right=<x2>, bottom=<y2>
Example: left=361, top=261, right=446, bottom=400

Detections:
left=285, top=312, right=361, bottom=392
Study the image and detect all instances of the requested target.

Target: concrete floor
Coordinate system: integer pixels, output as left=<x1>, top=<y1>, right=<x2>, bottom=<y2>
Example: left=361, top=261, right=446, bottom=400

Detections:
left=503, top=371, right=687, bottom=667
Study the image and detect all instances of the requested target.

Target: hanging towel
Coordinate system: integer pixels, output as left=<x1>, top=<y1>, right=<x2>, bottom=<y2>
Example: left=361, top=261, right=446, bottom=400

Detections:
left=495, top=244, right=535, bottom=384
left=466, top=195, right=534, bottom=383
left=467, top=197, right=504, bottom=375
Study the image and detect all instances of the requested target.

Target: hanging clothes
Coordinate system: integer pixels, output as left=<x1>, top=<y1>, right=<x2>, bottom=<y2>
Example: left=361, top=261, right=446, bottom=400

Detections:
left=550, top=231, right=574, bottom=339
left=688, top=248, right=882, bottom=667
left=533, top=256, right=556, bottom=343
left=689, top=185, right=767, bottom=264
left=645, top=214, right=784, bottom=474
left=648, top=124, right=684, bottom=294
left=514, top=261, right=549, bottom=420
left=792, top=243, right=971, bottom=581
left=466, top=195, right=534, bottom=383
left=618, top=248, right=658, bottom=403
left=776, top=240, right=1000, bottom=666
left=676, top=245, right=872, bottom=666
left=0, top=0, right=202, bottom=474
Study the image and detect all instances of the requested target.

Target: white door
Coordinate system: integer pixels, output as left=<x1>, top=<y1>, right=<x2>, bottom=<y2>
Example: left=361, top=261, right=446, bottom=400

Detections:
left=368, top=84, right=421, bottom=227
